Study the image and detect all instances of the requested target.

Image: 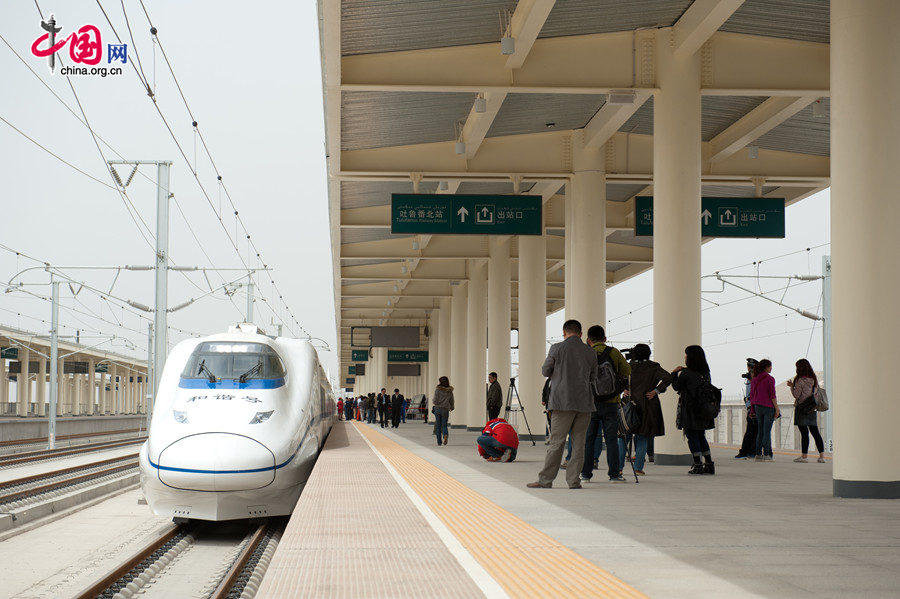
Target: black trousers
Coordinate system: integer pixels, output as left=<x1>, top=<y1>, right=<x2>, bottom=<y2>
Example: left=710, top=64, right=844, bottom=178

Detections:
left=378, top=407, right=387, bottom=427
left=738, top=411, right=758, bottom=456
left=391, top=408, right=402, bottom=427
left=582, top=402, right=620, bottom=479
left=488, top=405, right=501, bottom=421
left=799, top=424, right=825, bottom=454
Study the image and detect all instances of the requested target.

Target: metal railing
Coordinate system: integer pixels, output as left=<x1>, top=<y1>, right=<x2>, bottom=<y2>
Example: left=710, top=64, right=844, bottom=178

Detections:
left=709, top=396, right=822, bottom=452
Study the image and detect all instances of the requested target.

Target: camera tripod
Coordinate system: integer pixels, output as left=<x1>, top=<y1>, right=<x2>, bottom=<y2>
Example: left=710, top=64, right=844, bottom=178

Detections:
left=504, top=377, right=536, bottom=446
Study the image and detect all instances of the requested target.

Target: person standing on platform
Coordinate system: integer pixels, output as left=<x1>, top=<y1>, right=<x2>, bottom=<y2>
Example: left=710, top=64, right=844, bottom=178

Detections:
left=337, top=397, right=344, bottom=421
left=420, top=395, right=429, bottom=423
left=432, top=376, right=455, bottom=446
left=788, top=358, right=826, bottom=463
left=367, top=393, right=376, bottom=423
left=581, top=325, right=631, bottom=484
left=621, top=344, right=671, bottom=476
left=527, top=319, right=598, bottom=490
left=672, top=345, right=717, bottom=475
left=378, top=388, right=389, bottom=428
left=400, top=393, right=407, bottom=423
left=390, top=388, right=403, bottom=428
left=486, top=372, right=503, bottom=421
left=749, top=359, right=779, bottom=462
left=735, top=358, right=759, bottom=459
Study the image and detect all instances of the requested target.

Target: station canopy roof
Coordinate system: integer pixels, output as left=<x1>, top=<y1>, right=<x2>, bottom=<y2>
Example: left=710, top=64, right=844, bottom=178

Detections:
left=319, top=0, right=831, bottom=373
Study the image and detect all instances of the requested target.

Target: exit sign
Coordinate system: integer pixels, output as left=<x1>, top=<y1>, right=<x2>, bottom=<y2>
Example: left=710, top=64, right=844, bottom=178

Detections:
left=635, top=196, right=785, bottom=238
left=392, top=195, right=542, bottom=235
left=388, top=350, right=428, bottom=362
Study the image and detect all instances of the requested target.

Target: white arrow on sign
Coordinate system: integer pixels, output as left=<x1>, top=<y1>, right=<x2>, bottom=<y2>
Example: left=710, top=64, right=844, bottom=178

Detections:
left=480, top=207, right=490, bottom=218
left=701, top=209, right=712, bottom=225
left=457, top=206, right=469, bottom=222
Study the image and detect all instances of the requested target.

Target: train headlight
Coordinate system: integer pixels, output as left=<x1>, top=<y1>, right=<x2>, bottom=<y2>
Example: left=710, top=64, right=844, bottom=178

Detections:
left=249, top=410, right=274, bottom=424
left=173, top=410, right=189, bottom=424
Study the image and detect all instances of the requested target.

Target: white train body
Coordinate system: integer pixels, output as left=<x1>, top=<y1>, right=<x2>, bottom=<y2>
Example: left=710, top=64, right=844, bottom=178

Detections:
left=140, top=324, right=335, bottom=521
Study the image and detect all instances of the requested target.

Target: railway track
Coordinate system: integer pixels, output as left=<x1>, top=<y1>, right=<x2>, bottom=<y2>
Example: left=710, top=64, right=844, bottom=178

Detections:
left=0, top=427, right=143, bottom=450
left=73, top=518, right=285, bottom=599
left=0, top=454, right=139, bottom=507
left=0, top=436, right=146, bottom=467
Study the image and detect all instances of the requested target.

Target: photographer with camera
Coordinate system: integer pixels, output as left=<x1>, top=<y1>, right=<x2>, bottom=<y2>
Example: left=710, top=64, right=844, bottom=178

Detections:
left=621, top=344, right=672, bottom=476
left=735, top=358, right=759, bottom=459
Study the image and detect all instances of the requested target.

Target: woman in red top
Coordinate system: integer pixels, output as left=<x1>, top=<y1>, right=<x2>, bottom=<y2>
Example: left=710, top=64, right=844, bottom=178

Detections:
left=749, top=359, right=779, bottom=461
left=337, top=398, right=344, bottom=421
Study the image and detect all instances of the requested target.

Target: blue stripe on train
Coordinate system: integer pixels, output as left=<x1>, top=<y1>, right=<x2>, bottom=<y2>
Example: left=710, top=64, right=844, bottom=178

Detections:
left=148, top=422, right=312, bottom=474
left=178, top=377, right=285, bottom=390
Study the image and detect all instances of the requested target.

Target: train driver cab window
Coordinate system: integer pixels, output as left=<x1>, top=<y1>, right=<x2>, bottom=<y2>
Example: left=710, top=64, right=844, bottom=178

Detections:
left=181, top=342, right=286, bottom=382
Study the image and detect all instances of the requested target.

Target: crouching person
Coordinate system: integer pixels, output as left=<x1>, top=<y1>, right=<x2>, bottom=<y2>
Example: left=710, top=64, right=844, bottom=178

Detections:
left=477, top=418, right=519, bottom=462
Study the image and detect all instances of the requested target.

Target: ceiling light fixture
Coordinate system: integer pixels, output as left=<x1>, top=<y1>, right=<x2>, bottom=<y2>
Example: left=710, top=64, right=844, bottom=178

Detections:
left=474, top=94, right=487, bottom=113
left=439, top=181, right=449, bottom=191
left=607, top=90, right=636, bottom=105
left=748, top=146, right=759, bottom=159
left=812, top=99, right=826, bottom=118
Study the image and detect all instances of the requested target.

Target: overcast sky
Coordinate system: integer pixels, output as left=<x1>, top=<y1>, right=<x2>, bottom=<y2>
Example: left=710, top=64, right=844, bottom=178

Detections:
left=1, top=1, right=830, bottom=397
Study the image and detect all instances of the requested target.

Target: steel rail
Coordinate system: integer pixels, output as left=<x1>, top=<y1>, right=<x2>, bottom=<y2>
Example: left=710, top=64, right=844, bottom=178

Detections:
left=72, top=523, right=184, bottom=599
left=209, top=520, right=271, bottom=599
left=0, top=459, right=139, bottom=504
left=0, top=427, right=143, bottom=448
left=0, top=437, right=145, bottom=466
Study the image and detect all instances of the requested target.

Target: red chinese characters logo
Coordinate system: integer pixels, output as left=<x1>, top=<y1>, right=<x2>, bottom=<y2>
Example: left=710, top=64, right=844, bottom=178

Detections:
left=32, top=24, right=102, bottom=66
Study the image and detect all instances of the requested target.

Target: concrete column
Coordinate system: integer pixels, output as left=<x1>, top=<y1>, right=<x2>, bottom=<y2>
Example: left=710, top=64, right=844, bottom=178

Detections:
left=36, top=358, right=46, bottom=416
left=518, top=235, right=546, bottom=440
left=466, top=260, right=488, bottom=429
left=56, top=359, right=65, bottom=416
left=566, top=132, right=607, bottom=327
left=437, top=297, right=452, bottom=384
left=651, top=27, right=702, bottom=466
left=449, top=281, right=468, bottom=428
left=110, top=367, right=117, bottom=414
left=87, top=360, right=95, bottom=414
left=832, top=0, right=900, bottom=498
left=488, top=237, right=512, bottom=387
left=427, top=311, right=439, bottom=402
left=74, top=372, right=84, bottom=416
left=372, top=348, right=388, bottom=397
left=16, top=349, right=31, bottom=416
left=0, top=358, right=8, bottom=414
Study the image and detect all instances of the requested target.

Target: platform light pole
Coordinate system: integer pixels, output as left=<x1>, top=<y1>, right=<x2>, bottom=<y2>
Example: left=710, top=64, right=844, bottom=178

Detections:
left=154, top=161, right=171, bottom=395
left=48, top=278, right=59, bottom=449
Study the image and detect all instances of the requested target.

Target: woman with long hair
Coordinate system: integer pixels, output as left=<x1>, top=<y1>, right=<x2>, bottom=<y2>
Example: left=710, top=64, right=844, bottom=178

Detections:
left=672, top=345, right=717, bottom=475
left=431, top=376, right=455, bottom=446
left=749, top=359, right=779, bottom=461
left=787, top=359, right=826, bottom=463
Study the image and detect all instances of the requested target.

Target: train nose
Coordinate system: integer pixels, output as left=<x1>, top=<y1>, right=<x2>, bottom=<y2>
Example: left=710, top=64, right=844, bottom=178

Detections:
left=156, top=433, right=276, bottom=491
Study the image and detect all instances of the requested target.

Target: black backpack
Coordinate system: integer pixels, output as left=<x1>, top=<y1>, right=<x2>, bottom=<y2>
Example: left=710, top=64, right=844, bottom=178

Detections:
left=617, top=396, right=642, bottom=436
left=696, top=377, right=723, bottom=420
left=541, top=378, right=551, bottom=405
left=593, top=346, right=626, bottom=401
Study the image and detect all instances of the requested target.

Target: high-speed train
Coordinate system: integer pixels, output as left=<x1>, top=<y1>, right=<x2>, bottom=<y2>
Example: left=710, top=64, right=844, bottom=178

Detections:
left=139, top=323, right=335, bottom=521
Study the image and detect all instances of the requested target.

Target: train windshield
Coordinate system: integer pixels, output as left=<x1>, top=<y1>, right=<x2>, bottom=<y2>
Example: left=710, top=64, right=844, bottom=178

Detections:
left=181, top=342, right=286, bottom=381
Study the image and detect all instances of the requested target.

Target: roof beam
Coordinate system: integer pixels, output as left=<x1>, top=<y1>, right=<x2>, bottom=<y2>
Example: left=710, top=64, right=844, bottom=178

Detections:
left=342, top=31, right=828, bottom=96
left=673, top=0, right=746, bottom=58
left=584, top=92, right=652, bottom=149
left=504, top=0, right=557, bottom=70
left=708, top=96, right=818, bottom=163
left=341, top=130, right=830, bottom=183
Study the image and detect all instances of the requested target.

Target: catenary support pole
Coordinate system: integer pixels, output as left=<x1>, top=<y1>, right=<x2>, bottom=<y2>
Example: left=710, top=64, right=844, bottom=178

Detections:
left=466, top=259, right=488, bottom=430
left=518, top=235, right=547, bottom=440
left=831, top=0, right=900, bottom=498
left=651, top=27, right=702, bottom=466
left=488, top=237, right=512, bottom=387
left=147, top=322, right=154, bottom=428
left=449, top=281, right=469, bottom=428
left=246, top=276, right=255, bottom=324
left=48, top=280, right=59, bottom=449
left=154, top=162, right=171, bottom=395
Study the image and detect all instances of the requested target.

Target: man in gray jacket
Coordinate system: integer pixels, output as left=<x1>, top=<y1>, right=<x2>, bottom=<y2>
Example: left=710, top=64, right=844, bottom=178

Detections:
left=527, top=319, right=598, bottom=489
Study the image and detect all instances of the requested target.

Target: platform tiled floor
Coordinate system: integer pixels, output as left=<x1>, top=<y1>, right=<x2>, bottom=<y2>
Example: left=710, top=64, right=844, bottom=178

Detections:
left=377, top=419, right=900, bottom=598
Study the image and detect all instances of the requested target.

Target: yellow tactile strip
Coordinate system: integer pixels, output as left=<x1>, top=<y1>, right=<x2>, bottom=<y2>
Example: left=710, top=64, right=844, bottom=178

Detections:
left=355, top=422, right=648, bottom=599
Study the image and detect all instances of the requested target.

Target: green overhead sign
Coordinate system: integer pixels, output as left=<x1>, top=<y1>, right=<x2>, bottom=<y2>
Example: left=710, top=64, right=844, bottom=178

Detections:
left=0, top=347, right=18, bottom=360
left=391, top=194, right=542, bottom=235
left=352, top=349, right=369, bottom=362
left=388, top=350, right=428, bottom=362
left=635, top=196, right=785, bottom=238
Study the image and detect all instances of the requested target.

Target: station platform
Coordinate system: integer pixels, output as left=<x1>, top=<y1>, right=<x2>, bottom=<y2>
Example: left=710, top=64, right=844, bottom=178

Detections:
left=259, top=420, right=900, bottom=598
left=0, top=414, right=145, bottom=444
